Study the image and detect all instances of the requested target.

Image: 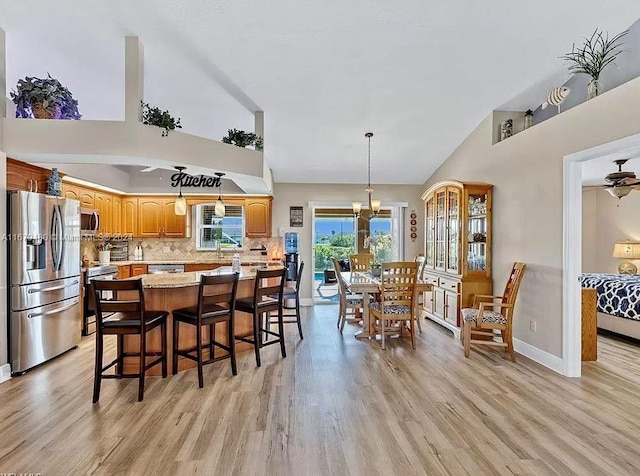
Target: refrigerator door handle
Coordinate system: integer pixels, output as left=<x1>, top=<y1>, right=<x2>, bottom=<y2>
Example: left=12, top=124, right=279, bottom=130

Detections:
left=27, top=298, right=79, bottom=319
left=27, top=280, right=80, bottom=294
left=50, top=204, right=64, bottom=271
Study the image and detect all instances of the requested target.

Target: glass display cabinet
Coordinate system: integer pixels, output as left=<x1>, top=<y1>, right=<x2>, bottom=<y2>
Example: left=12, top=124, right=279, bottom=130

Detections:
left=421, top=181, right=493, bottom=335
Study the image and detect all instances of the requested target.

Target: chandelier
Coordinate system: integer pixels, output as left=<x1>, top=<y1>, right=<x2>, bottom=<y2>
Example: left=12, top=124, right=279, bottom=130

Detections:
left=352, top=132, right=381, bottom=220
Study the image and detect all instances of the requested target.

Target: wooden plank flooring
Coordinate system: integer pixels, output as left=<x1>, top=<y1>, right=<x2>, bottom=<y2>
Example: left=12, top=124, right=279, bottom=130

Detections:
left=1, top=306, right=640, bottom=475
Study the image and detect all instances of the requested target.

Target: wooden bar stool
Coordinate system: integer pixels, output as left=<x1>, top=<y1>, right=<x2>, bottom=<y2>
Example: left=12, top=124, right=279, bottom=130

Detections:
left=235, top=268, right=286, bottom=367
left=172, top=273, right=239, bottom=388
left=92, top=279, right=168, bottom=403
left=266, top=261, right=304, bottom=339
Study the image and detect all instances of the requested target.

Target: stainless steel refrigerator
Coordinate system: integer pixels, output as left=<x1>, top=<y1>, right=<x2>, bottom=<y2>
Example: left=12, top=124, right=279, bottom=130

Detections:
left=8, top=191, right=82, bottom=374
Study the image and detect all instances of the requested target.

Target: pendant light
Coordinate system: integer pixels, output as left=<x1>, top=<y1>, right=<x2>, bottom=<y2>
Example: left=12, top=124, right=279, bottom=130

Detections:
left=174, top=166, right=187, bottom=216
left=214, top=172, right=225, bottom=217
left=353, top=132, right=381, bottom=219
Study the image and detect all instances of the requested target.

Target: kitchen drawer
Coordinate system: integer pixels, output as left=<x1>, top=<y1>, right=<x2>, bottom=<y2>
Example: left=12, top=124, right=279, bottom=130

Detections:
left=131, top=264, right=148, bottom=276
left=439, top=277, right=459, bottom=292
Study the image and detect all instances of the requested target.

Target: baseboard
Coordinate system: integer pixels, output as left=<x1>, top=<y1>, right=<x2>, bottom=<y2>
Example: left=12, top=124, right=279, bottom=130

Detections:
left=513, top=338, right=564, bottom=374
left=0, top=364, right=11, bottom=384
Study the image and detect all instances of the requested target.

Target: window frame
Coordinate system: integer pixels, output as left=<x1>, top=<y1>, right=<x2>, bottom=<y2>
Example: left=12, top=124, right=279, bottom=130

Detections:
left=194, top=203, right=245, bottom=251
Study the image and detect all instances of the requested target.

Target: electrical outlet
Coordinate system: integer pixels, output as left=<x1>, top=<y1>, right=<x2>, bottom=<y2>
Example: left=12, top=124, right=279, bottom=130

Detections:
left=529, top=320, right=536, bottom=333
left=163, top=247, right=171, bottom=253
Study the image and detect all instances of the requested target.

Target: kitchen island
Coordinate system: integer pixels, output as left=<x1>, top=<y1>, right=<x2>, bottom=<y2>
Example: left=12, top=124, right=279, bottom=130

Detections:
left=120, top=265, right=284, bottom=376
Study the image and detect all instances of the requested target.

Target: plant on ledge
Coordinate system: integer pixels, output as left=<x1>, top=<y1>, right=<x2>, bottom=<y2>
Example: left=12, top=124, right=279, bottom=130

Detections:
left=141, top=101, right=182, bottom=136
left=560, top=28, right=628, bottom=100
left=10, top=74, right=81, bottom=119
left=222, top=129, right=264, bottom=150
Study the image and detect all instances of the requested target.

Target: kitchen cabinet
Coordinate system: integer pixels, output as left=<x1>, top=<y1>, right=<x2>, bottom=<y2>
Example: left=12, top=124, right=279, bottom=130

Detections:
left=6, top=158, right=50, bottom=193
left=122, top=197, right=138, bottom=237
left=184, top=263, right=223, bottom=272
left=94, top=192, right=113, bottom=236
left=113, top=196, right=122, bottom=235
left=422, top=181, right=493, bottom=334
left=138, top=198, right=186, bottom=238
left=245, top=198, right=272, bottom=238
left=62, top=183, right=95, bottom=208
left=117, top=265, right=132, bottom=280
left=131, top=264, right=148, bottom=276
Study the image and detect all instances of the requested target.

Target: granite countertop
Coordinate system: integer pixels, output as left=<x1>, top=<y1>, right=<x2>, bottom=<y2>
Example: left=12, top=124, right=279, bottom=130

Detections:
left=89, top=259, right=271, bottom=266
left=134, top=265, right=285, bottom=289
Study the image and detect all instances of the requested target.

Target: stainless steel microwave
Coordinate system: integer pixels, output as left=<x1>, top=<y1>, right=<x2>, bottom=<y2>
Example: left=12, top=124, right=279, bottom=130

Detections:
left=80, top=208, right=100, bottom=235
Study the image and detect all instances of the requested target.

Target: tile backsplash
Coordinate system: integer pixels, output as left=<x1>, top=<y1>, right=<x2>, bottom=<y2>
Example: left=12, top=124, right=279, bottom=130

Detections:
left=82, top=236, right=284, bottom=262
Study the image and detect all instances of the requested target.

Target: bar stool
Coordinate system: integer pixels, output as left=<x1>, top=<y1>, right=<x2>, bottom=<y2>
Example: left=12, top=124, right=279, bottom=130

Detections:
left=266, top=261, right=304, bottom=339
left=172, top=273, right=239, bottom=388
left=92, top=279, right=168, bottom=403
left=235, top=268, right=287, bottom=367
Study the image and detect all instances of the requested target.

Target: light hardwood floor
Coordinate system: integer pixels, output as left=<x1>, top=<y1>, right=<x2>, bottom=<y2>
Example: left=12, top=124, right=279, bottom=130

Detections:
left=1, top=306, right=640, bottom=475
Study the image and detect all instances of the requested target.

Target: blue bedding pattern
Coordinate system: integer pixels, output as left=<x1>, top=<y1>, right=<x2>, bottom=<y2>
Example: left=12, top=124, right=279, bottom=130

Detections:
left=581, top=273, right=640, bottom=321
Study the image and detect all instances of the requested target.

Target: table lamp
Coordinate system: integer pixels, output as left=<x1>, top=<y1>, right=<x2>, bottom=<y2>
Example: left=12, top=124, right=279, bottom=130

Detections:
left=612, top=241, right=640, bottom=274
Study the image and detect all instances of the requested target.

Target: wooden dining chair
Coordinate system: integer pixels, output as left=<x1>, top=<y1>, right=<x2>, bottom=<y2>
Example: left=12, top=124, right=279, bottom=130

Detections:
left=332, top=258, right=365, bottom=333
left=461, top=262, right=526, bottom=361
left=413, top=254, right=426, bottom=333
left=370, top=261, right=418, bottom=349
left=349, top=253, right=373, bottom=272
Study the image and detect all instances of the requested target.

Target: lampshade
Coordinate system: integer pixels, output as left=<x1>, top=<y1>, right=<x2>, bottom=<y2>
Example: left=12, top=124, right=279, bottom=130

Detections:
left=214, top=197, right=225, bottom=217
left=612, top=241, right=640, bottom=259
left=352, top=202, right=362, bottom=215
left=174, top=195, right=187, bottom=216
left=606, top=186, right=634, bottom=199
left=370, top=199, right=381, bottom=213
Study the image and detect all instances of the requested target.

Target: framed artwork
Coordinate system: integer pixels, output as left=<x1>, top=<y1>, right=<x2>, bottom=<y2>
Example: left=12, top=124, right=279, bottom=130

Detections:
left=290, top=206, right=303, bottom=227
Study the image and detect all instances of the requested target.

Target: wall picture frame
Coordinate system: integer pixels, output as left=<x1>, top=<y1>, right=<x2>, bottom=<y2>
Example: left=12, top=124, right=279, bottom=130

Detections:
left=290, top=206, right=303, bottom=227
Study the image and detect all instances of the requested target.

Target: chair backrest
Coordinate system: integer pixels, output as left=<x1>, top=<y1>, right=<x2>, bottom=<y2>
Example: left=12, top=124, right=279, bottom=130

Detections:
left=350, top=253, right=373, bottom=272
left=379, top=262, right=418, bottom=311
left=93, top=278, right=144, bottom=327
left=501, top=262, right=527, bottom=307
left=292, top=261, right=305, bottom=293
left=253, top=268, right=287, bottom=305
left=197, top=273, right=239, bottom=319
left=332, top=258, right=347, bottom=296
left=414, top=254, right=426, bottom=280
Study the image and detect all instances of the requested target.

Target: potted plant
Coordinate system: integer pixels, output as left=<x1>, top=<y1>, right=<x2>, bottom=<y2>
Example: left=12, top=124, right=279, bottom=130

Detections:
left=222, top=129, right=264, bottom=150
left=141, top=101, right=182, bottom=136
left=10, top=74, right=81, bottom=119
left=561, top=28, right=628, bottom=100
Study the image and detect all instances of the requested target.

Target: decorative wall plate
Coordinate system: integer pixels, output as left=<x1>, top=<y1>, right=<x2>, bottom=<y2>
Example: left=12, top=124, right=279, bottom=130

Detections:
left=410, top=232, right=417, bottom=239
left=410, top=219, right=417, bottom=226
left=410, top=212, right=417, bottom=219
left=410, top=226, right=417, bottom=232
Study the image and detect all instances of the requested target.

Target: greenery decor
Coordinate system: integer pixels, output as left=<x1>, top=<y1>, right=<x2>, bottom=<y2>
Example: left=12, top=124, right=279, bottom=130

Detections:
left=10, top=74, right=81, bottom=119
left=560, top=29, right=628, bottom=81
left=222, top=129, right=264, bottom=150
left=141, top=101, right=182, bottom=136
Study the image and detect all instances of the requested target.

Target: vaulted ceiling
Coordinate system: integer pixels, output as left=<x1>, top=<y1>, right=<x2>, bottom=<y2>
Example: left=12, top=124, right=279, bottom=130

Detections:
left=1, top=1, right=639, bottom=184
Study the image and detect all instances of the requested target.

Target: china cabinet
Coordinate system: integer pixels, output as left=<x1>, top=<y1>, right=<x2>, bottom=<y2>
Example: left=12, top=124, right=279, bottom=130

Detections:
left=421, top=181, right=493, bottom=337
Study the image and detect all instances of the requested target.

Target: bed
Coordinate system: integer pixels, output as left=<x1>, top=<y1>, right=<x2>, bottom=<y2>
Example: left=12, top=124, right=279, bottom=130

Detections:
left=580, top=273, right=640, bottom=340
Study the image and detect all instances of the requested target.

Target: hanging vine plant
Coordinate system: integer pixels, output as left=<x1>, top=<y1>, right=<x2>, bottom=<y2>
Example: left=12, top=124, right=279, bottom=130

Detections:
left=222, top=129, right=264, bottom=150
left=141, top=101, right=182, bottom=136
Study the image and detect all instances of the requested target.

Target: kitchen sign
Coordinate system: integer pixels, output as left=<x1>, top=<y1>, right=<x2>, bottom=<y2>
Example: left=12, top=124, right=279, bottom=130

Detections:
left=170, top=171, right=222, bottom=188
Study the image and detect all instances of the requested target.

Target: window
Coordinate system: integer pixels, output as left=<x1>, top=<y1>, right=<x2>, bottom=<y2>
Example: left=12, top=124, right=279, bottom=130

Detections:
left=195, top=204, right=244, bottom=250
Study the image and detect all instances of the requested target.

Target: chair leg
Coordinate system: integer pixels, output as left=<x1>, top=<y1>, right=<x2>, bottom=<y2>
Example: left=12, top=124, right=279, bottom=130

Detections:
left=410, top=318, right=416, bottom=349
left=506, top=328, right=516, bottom=362
left=92, top=331, right=103, bottom=404
left=228, top=319, right=237, bottom=376
left=296, top=297, right=303, bottom=339
left=381, top=318, right=386, bottom=350
left=463, top=321, right=471, bottom=358
left=196, top=323, right=204, bottom=388
left=278, top=304, right=287, bottom=358
left=209, top=323, right=215, bottom=360
left=415, top=308, right=422, bottom=334
left=161, top=321, right=167, bottom=378
left=138, top=332, right=146, bottom=402
left=253, top=311, right=261, bottom=367
left=264, top=311, right=271, bottom=343
left=116, top=334, right=124, bottom=377
left=339, top=306, right=348, bottom=333
left=172, top=319, right=179, bottom=375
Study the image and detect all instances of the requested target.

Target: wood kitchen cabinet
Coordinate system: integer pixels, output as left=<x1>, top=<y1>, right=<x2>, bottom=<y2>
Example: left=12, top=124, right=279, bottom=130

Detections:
left=131, top=264, right=148, bottom=276
left=117, top=265, right=132, bottom=279
left=184, top=263, right=223, bottom=272
left=245, top=197, right=272, bottom=238
left=113, top=195, right=122, bottom=235
left=6, top=158, right=50, bottom=193
left=138, top=198, right=186, bottom=238
left=62, top=183, right=95, bottom=208
left=122, top=197, right=138, bottom=237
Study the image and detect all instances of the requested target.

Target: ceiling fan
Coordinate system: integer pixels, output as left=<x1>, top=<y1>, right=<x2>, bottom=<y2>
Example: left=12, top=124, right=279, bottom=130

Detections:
left=602, top=159, right=640, bottom=199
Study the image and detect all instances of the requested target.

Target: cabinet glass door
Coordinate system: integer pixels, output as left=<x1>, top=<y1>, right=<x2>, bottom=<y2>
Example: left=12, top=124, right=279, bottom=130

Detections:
left=467, top=192, right=488, bottom=272
left=425, top=197, right=435, bottom=268
left=435, top=190, right=446, bottom=270
left=446, top=188, right=459, bottom=273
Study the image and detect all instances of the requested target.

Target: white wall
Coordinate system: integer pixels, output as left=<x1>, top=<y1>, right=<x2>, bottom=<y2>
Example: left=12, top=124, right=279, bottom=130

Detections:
left=272, top=183, right=424, bottom=300
left=424, top=76, right=640, bottom=358
left=583, top=187, right=640, bottom=273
